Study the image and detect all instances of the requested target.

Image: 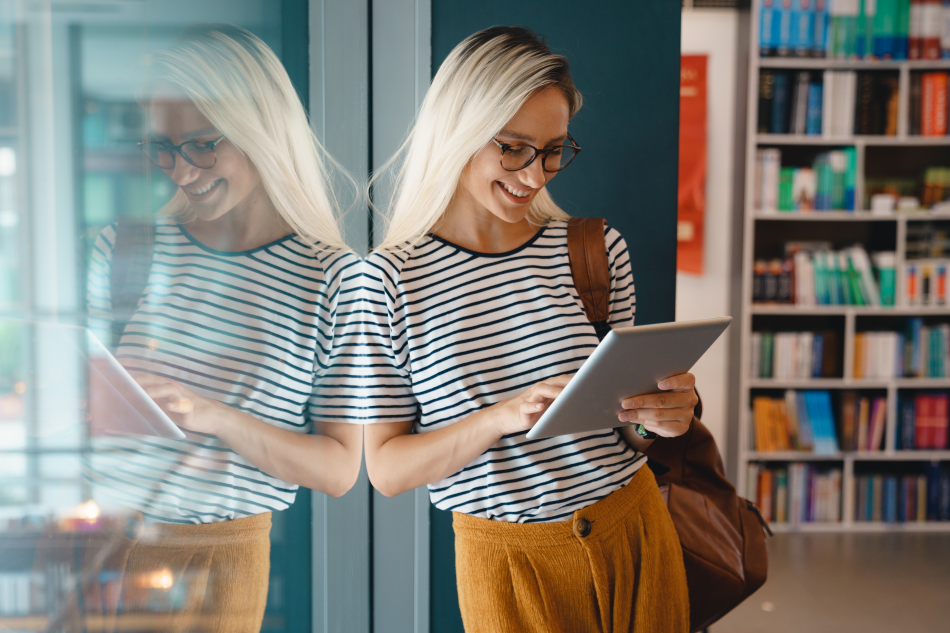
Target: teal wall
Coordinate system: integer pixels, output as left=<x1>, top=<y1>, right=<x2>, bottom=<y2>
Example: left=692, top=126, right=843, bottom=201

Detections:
left=429, top=2, right=682, bottom=630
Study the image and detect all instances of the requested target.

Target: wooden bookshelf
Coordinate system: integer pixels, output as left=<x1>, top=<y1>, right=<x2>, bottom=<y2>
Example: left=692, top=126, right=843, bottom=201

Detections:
left=738, top=2, right=950, bottom=532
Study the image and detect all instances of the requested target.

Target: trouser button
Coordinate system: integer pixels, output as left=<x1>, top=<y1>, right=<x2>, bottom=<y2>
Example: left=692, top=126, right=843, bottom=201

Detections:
left=573, top=518, right=591, bottom=538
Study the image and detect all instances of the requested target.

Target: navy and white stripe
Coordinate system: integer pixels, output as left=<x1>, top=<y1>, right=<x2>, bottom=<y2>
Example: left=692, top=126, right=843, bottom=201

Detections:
left=355, top=220, right=645, bottom=523
left=85, top=218, right=361, bottom=524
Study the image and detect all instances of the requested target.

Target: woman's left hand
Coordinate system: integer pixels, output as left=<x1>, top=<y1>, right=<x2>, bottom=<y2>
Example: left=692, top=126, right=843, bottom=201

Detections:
left=617, top=372, right=697, bottom=439
left=132, top=374, right=223, bottom=435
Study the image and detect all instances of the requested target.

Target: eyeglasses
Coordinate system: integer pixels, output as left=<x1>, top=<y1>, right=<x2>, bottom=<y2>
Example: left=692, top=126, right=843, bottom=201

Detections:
left=138, top=136, right=226, bottom=170
left=491, top=135, right=581, bottom=173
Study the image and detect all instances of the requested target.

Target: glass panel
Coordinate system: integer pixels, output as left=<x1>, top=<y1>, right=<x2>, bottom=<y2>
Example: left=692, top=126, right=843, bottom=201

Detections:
left=0, top=4, right=324, bottom=631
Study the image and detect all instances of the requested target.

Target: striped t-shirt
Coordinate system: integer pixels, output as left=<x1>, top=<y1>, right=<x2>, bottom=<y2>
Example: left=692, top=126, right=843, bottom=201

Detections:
left=85, top=218, right=361, bottom=524
left=356, top=220, right=646, bottom=523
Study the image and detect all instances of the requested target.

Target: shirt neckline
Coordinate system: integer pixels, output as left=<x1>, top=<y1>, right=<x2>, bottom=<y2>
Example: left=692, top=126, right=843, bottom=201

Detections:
left=176, top=222, right=297, bottom=257
left=427, top=226, right=547, bottom=258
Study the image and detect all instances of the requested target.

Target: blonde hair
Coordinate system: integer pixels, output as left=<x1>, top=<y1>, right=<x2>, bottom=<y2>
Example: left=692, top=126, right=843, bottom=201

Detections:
left=148, top=24, right=346, bottom=251
left=373, top=26, right=583, bottom=253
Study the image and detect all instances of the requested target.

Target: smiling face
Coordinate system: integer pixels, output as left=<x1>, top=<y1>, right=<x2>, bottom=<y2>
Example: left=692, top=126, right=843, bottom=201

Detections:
left=147, top=94, right=260, bottom=223
left=457, top=86, right=571, bottom=224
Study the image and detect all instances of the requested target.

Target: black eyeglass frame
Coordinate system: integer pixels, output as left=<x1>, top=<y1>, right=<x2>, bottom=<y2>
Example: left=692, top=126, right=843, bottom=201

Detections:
left=138, top=136, right=226, bottom=170
left=491, top=134, right=582, bottom=173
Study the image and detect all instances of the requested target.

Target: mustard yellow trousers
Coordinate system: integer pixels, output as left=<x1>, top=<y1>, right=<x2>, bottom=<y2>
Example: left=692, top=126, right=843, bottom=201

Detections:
left=60, top=512, right=272, bottom=633
left=453, top=466, right=689, bottom=633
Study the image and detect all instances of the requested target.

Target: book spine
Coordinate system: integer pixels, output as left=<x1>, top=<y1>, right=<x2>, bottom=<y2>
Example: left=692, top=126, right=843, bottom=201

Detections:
left=815, top=0, right=830, bottom=56
left=923, top=0, right=944, bottom=57
left=941, top=0, right=950, bottom=57
left=873, top=0, right=896, bottom=58
left=779, top=0, right=796, bottom=56
left=896, top=0, right=911, bottom=58
left=935, top=393, right=949, bottom=448
left=941, top=471, right=950, bottom=520
left=758, top=72, right=776, bottom=133
left=926, top=462, right=940, bottom=519
left=762, top=0, right=777, bottom=56
left=936, top=72, right=948, bottom=134
left=773, top=71, right=792, bottom=133
left=807, top=82, right=824, bottom=134
left=911, top=0, right=924, bottom=57
left=795, top=0, right=816, bottom=57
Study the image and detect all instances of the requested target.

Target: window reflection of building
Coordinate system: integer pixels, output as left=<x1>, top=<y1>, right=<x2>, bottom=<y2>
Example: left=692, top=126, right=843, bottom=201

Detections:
left=0, top=4, right=305, bottom=631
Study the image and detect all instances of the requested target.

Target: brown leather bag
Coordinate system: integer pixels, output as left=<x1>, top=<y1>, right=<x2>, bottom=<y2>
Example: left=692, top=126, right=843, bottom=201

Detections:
left=566, top=216, right=771, bottom=633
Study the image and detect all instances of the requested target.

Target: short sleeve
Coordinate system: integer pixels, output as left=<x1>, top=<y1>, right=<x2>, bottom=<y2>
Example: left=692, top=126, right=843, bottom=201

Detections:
left=604, top=225, right=635, bottom=328
left=86, top=224, right=117, bottom=345
left=344, top=252, right=420, bottom=424
left=307, top=249, right=371, bottom=424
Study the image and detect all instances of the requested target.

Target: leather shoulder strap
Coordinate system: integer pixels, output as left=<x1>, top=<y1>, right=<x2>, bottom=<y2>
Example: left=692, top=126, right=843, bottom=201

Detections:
left=567, top=217, right=610, bottom=323
left=110, top=216, right=155, bottom=348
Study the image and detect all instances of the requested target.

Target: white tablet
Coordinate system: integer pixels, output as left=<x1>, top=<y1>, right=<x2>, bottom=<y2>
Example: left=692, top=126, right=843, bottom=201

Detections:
left=6, top=319, right=186, bottom=440
left=525, top=317, right=732, bottom=440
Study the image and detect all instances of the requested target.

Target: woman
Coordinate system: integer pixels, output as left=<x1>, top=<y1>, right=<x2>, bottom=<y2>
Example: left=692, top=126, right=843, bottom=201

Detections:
left=81, top=25, right=362, bottom=631
left=360, top=27, right=693, bottom=632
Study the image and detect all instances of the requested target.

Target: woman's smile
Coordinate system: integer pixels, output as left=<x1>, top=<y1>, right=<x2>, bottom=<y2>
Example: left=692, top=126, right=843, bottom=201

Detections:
left=497, top=180, right=535, bottom=204
left=184, top=178, right=223, bottom=198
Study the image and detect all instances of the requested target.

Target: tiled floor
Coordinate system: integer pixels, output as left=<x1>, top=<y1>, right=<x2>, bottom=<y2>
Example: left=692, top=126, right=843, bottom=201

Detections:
left=712, top=532, right=950, bottom=633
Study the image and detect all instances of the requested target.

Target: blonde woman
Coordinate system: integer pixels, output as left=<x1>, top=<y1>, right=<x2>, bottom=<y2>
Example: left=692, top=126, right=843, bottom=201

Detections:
left=360, top=27, right=692, bottom=632
left=81, top=25, right=362, bottom=631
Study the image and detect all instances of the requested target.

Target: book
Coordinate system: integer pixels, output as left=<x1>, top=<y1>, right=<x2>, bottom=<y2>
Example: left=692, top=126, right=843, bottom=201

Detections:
left=777, top=0, right=795, bottom=57
left=790, top=71, right=813, bottom=133
left=910, top=71, right=922, bottom=133
left=806, top=81, right=823, bottom=134
left=921, top=71, right=949, bottom=135
left=815, top=0, right=831, bottom=55
left=830, top=0, right=860, bottom=58
left=772, top=71, right=792, bottom=133
left=757, top=148, right=781, bottom=209
left=761, top=0, right=779, bottom=56
left=758, top=72, right=776, bottom=133
left=922, top=0, right=943, bottom=58
left=873, top=0, right=898, bottom=58
left=942, top=0, right=950, bottom=57
left=910, top=0, right=924, bottom=58
left=792, top=0, right=817, bottom=57
left=869, top=395, right=887, bottom=450
left=842, top=391, right=857, bottom=450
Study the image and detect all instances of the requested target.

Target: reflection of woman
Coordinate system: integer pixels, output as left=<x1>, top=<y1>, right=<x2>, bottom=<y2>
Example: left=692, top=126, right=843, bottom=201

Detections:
left=83, top=25, right=362, bottom=631
left=360, top=27, right=692, bottom=631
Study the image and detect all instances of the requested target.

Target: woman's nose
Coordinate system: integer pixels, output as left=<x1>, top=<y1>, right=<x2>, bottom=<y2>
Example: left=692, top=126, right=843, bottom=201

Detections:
left=520, top=157, right=548, bottom=189
left=168, top=157, right=201, bottom=187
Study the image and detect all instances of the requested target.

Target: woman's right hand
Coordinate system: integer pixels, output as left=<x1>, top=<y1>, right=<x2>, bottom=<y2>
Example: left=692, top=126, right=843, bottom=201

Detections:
left=490, top=375, right=572, bottom=437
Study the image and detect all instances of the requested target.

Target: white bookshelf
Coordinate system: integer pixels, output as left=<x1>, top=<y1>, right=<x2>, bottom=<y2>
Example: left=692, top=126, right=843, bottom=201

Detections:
left=738, top=2, right=950, bottom=532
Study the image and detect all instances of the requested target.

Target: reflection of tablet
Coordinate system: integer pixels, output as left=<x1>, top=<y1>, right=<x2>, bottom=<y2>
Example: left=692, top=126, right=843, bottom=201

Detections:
left=525, top=317, right=732, bottom=440
left=84, top=328, right=186, bottom=440
left=7, top=319, right=186, bottom=440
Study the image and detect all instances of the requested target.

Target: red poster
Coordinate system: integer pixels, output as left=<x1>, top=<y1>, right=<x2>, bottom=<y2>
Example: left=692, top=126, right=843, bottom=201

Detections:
left=677, top=55, right=707, bottom=275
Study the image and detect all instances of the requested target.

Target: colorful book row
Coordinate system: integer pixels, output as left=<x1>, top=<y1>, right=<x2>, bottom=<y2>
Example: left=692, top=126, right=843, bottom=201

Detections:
left=752, top=246, right=892, bottom=306
left=904, top=259, right=950, bottom=306
left=855, top=464, right=950, bottom=522
left=754, top=148, right=857, bottom=211
left=752, top=390, right=842, bottom=453
left=751, top=330, right=841, bottom=379
left=899, top=392, right=950, bottom=448
left=910, top=72, right=950, bottom=136
left=757, top=70, right=900, bottom=136
left=760, top=0, right=950, bottom=61
left=747, top=462, right=843, bottom=524
left=853, top=322, right=950, bottom=379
